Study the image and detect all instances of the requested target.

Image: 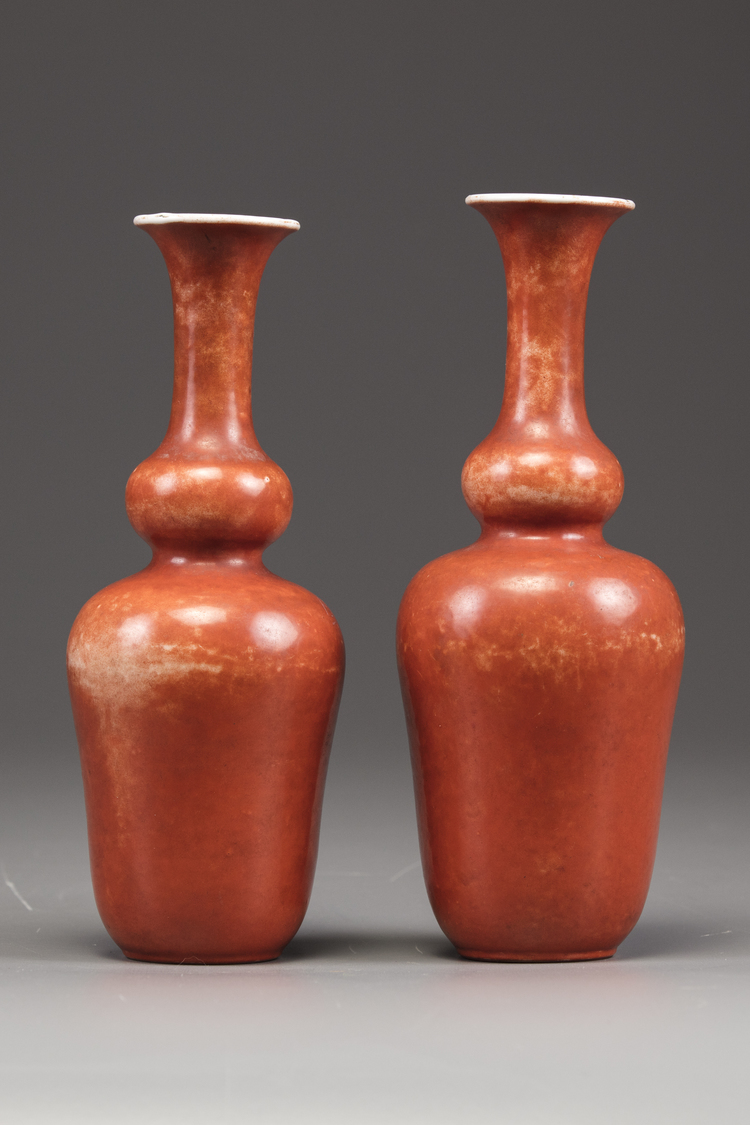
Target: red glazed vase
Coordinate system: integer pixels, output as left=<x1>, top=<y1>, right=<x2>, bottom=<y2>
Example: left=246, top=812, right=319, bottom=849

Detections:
left=397, top=194, right=684, bottom=962
left=68, top=213, right=344, bottom=963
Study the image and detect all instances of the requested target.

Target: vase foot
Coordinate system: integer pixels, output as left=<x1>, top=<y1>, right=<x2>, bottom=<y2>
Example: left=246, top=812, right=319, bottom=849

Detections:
left=122, top=949, right=281, bottom=965
left=456, top=947, right=616, bottom=963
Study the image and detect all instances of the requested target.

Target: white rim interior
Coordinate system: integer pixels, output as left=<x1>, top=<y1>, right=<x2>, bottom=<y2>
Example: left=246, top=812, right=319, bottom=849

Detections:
left=134, top=213, right=300, bottom=230
left=466, top=194, right=635, bottom=210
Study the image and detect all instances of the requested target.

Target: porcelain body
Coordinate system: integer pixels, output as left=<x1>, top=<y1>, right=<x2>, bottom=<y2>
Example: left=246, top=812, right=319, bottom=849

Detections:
left=397, top=195, right=684, bottom=962
left=68, top=215, right=344, bottom=963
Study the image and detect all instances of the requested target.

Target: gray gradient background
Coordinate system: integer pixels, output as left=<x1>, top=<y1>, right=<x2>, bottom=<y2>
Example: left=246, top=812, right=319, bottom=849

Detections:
left=0, top=1, right=748, bottom=1121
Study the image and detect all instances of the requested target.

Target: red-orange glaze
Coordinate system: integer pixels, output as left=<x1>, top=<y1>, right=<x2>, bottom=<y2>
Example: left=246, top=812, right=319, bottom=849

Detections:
left=68, top=216, right=344, bottom=963
left=397, top=196, right=684, bottom=962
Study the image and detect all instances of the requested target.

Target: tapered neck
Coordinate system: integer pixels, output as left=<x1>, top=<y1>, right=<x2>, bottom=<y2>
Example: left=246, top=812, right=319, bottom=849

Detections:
left=461, top=195, right=633, bottom=531
left=468, top=196, right=633, bottom=440
left=137, top=216, right=297, bottom=458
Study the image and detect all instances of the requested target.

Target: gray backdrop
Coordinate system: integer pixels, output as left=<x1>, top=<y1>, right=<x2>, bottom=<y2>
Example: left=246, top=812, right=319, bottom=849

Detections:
left=0, top=2, right=747, bottom=1122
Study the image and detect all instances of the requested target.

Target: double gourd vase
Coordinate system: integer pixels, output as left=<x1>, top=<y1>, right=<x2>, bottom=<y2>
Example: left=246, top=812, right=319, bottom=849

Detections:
left=398, top=194, right=684, bottom=961
left=67, top=214, right=344, bottom=963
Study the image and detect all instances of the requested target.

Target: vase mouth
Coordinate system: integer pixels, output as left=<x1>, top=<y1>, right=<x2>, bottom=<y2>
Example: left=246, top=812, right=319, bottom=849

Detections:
left=133, top=213, right=300, bottom=230
left=466, top=193, right=635, bottom=210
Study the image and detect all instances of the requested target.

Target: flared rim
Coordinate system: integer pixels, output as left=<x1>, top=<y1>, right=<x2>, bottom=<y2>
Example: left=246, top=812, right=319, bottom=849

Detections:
left=466, top=194, right=635, bottom=210
left=133, top=213, right=300, bottom=230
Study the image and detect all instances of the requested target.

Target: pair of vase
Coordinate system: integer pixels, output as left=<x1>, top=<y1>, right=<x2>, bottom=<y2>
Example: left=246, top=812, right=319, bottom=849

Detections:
left=67, top=195, right=684, bottom=965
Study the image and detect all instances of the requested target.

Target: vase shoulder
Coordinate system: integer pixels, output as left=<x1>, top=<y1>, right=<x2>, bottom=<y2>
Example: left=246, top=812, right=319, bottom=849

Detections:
left=398, top=537, right=684, bottom=677
left=401, top=536, right=682, bottom=610
left=69, top=563, right=343, bottom=702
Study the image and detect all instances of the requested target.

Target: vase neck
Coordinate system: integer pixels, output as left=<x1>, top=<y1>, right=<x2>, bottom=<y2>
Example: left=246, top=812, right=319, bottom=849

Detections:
left=462, top=196, right=633, bottom=531
left=143, top=220, right=293, bottom=457
left=126, top=216, right=299, bottom=553
left=488, top=199, right=627, bottom=437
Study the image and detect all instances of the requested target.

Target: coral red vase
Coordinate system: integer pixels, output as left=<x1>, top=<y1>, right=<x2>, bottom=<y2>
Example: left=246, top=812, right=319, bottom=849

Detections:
left=68, top=213, right=344, bottom=963
left=397, top=194, right=684, bottom=962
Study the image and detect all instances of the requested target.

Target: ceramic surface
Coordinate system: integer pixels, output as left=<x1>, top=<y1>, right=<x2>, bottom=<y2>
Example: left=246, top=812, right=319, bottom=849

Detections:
left=68, top=215, right=344, bottom=964
left=397, top=195, right=684, bottom=962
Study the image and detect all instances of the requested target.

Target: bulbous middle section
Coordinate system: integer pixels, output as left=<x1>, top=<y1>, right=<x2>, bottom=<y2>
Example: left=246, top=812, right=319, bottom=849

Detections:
left=126, top=453, right=293, bottom=548
left=462, top=432, right=624, bottom=527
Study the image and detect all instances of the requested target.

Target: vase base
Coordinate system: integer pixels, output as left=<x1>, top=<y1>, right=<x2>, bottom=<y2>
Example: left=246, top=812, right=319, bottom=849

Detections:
left=456, top=947, right=616, bottom=963
left=122, top=949, right=281, bottom=965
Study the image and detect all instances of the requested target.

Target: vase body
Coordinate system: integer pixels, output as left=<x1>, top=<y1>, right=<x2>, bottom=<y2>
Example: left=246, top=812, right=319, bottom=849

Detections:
left=397, top=194, right=684, bottom=962
left=68, top=214, right=344, bottom=963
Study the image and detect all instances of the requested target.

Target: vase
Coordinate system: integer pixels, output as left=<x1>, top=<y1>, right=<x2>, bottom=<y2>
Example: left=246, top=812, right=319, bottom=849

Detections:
left=67, top=213, right=344, bottom=964
left=397, top=194, right=684, bottom=962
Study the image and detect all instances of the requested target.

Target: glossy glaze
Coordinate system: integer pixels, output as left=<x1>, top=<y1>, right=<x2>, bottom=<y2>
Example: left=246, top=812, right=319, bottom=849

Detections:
left=68, top=214, right=344, bottom=963
left=397, top=195, right=684, bottom=962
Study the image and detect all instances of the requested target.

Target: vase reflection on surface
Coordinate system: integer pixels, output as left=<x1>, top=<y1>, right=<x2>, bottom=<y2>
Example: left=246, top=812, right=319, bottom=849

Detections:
left=397, top=194, right=684, bottom=962
left=68, top=214, right=344, bottom=964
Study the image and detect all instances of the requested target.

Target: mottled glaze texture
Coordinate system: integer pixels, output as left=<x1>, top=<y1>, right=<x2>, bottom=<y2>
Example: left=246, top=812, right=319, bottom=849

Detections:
left=397, top=196, right=684, bottom=962
left=68, top=216, right=344, bottom=964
